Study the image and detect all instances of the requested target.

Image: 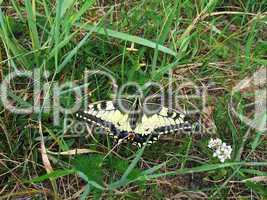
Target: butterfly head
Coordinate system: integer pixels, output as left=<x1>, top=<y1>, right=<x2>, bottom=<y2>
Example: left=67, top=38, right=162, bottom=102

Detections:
left=127, top=132, right=136, bottom=141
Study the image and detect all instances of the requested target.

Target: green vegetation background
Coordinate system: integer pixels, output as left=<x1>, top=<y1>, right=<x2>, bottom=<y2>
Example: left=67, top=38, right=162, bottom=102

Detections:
left=0, top=0, right=266, bottom=199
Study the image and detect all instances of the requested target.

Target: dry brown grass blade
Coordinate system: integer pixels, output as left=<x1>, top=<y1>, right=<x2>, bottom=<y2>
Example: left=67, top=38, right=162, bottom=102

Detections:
left=170, top=191, right=208, bottom=200
left=38, top=121, right=60, bottom=199
left=241, top=176, right=267, bottom=183
left=39, top=121, right=53, bottom=173
left=0, top=188, right=54, bottom=200
left=47, top=148, right=100, bottom=155
left=229, top=176, right=267, bottom=183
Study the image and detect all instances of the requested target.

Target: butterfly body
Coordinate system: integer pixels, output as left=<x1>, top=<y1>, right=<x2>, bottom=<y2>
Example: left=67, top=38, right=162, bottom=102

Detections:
left=76, top=99, right=191, bottom=146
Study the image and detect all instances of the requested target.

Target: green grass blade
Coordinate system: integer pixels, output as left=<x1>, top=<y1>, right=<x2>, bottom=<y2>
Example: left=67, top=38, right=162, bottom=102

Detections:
left=56, top=24, right=98, bottom=74
left=80, top=184, right=92, bottom=200
left=11, top=0, right=24, bottom=21
left=56, top=6, right=113, bottom=74
left=136, top=162, right=267, bottom=181
left=60, top=0, right=76, bottom=17
left=68, top=0, right=95, bottom=24
left=158, top=2, right=179, bottom=45
left=53, top=0, right=64, bottom=70
left=25, top=0, right=41, bottom=51
left=108, top=146, right=145, bottom=190
left=0, top=9, right=30, bottom=68
left=78, top=171, right=105, bottom=191
left=48, top=0, right=95, bottom=58
left=141, top=162, right=166, bottom=176
left=77, top=23, right=177, bottom=57
left=120, top=147, right=144, bottom=181
left=27, top=169, right=75, bottom=184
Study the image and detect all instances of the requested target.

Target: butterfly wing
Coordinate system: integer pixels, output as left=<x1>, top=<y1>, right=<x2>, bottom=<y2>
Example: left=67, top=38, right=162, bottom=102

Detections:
left=76, top=101, right=128, bottom=136
left=132, top=105, right=192, bottom=145
left=75, top=100, right=192, bottom=146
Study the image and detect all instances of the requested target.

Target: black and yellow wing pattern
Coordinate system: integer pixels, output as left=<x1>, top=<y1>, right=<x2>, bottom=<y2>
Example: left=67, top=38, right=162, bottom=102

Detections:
left=76, top=100, right=191, bottom=146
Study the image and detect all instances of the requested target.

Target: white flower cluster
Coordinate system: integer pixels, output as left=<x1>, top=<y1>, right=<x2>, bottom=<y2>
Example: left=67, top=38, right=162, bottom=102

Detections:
left=208, top=138, right=232, bottom=163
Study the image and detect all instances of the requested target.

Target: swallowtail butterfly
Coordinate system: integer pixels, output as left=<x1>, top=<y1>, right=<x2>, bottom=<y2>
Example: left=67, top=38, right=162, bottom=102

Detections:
left=76, top=99, right=191, bottom=147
